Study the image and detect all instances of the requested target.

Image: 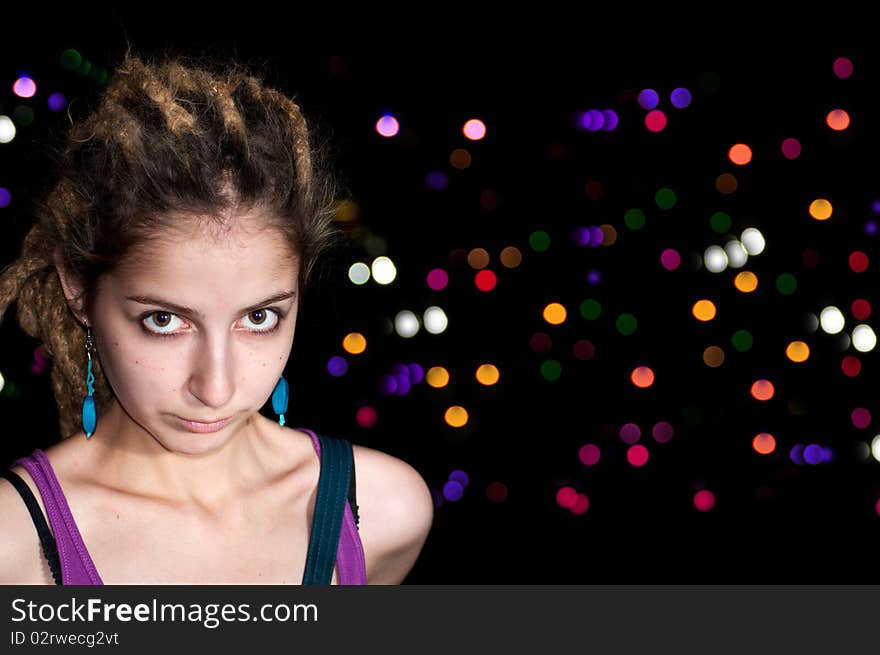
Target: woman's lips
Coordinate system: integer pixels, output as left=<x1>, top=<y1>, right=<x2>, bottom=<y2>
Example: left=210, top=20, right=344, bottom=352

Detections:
left=175, top=416, right=232, bottom=433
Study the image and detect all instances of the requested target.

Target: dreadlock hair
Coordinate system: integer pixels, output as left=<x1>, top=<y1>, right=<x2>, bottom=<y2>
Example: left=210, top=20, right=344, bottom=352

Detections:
left=0, top=46, right=348, bottom=439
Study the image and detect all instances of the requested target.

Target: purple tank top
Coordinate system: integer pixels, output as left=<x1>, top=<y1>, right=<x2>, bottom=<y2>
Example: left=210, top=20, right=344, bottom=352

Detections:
left=13, top=427, right=367, bottom=585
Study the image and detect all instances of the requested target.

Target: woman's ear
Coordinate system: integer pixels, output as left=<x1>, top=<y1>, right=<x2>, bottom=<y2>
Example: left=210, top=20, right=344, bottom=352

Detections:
left=53, top=246, right=89, bottom=326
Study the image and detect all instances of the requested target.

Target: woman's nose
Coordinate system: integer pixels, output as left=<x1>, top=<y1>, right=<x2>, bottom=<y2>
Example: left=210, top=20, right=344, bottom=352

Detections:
left=186, top=336, right=235, bottom=409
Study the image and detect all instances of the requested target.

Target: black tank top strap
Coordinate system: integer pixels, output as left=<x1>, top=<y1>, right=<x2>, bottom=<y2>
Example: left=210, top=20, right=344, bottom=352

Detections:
left=1, top=469, right=63, bottom=584
left=348, top=448, right=359, bottom=527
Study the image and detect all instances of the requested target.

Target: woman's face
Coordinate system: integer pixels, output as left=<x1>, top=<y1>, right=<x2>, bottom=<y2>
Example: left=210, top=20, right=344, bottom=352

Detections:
left=88, top=215, right=300, bottom=455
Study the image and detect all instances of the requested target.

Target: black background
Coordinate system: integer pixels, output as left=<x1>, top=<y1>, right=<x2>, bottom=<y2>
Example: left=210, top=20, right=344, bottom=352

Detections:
left=1, top=11, right=878, bottom=582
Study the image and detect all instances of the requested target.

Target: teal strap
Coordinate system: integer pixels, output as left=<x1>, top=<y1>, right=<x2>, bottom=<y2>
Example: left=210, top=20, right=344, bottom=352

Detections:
left=302, top=434, right=353, bottom=585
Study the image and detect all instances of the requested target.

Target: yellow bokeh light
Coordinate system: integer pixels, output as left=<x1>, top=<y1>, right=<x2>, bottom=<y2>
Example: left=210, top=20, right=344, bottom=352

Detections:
left=342, top=332, right=367, bottom=354
left=752, top=432, right=776, bottom=455
left=703, top=346, right=725, bottom=367
left=809, top=198, right=833, bottom=221
left=475, top=364, right=500, bottom=386
left=728, top=143, right=753, bottom=165
left=467, top=248, right=490, bottom=269
left=692, top=299, right=717, bottom=321
left=450, top=148, right=472, bottom=170
left=543, top=303, right=567, bottom=325
left=734, top=271, right=758, bottom=293
left=826, top=109, right=850, bottom=131
left=445, top=405, right=469, bottom=427
left=500, top=246, right=522, bottom=268
left=426, top=366, right=450, bottom=388
left=600, top=224, right=617, bottom=246
left=334, top=199, right=360, bottom=222
left=786, top=341, right=810, bottom=363
left=716, top=173, right=738, bottom=194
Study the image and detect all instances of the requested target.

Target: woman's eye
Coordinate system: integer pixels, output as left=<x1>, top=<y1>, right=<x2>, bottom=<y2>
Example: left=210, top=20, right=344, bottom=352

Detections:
left=241, top=308, right=280, bottom=332
left=143, top=311, right=184, bottom=335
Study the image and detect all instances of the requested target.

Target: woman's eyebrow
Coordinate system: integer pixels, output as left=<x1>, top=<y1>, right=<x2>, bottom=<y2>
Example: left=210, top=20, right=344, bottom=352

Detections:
left=124, top=290, right=297, bottom=319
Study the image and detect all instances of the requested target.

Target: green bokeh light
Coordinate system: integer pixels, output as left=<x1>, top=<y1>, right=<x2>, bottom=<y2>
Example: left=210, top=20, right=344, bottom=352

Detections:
left=616, top=313, right=638, bottom=335
left=13, top=106, right=34, bottom=126
left=776, top=273, right=797, bottom=295
left=655, top=188, right=677, bottom=210
left=60, top=49, right=82, bottom=70
left=624, top=208, right=646, bottom=230
left=580, top=299, right=602, bottom=320
left=529, top=230, right=551, bottom=252
left=710, top=211, right=732, bottom=233
left=540, top=359, right=562, bottom=381
left=732, top=329, right=753, bottom=352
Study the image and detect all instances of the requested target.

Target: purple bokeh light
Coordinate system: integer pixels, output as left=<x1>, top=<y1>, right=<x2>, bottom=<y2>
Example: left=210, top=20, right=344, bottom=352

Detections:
left=638, top=88, right=659, bottom=110
left=327, top=356, right=348, bottom=377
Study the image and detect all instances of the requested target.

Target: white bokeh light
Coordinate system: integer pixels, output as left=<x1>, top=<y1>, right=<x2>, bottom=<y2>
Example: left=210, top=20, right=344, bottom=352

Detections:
left=819, top=306, right=845, bottom=334
left=348, top=262, right=371, bottom=285
left=724, top=240, right=749, bottom=268
left=0, top=116, right=16, bottom=144
left=371, top=256, right=397, bottom=285
left=423, top=306, right=448, bottom=334
left=804, top=313, right=819, bottom=333
left=704, top=245, right=728, bottom=273
left=740, top=228, right=766, bottom=255
left=872, top=435, right=880, bottom=463
left=852, top=324, right=877, bottom=352
left=0, top=369, right=5, bottom=394
left=394, top=310, right=420, bottom=338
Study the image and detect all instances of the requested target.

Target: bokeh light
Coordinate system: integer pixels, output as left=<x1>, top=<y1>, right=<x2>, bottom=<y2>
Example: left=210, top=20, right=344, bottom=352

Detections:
left=752, top=433, right=776, bottom=455
left=475, top=364, right=500, bottom=386
left=543, top=303, right=567, bottom=325
left=785, top=341, right=810, bottom=363
left=809, top=198, right=833, bottom=221
left=579, top=443, right=601, bottom=466
left=826, top=109, right=850, bottom=131
left=728, top=143, right=752, bottom=165
left=486, top=482, right=508, bottom=503
left=661, top=248, right=681, bottom=271
left=638, top=88, right=659, bottom=109
left=342, top=332, right=367, bottom=354
left=694, top=490, right=715, bottom=512
left=631, top=366, right=655, bottom=388
left=626, top=444, right=649, bottom=467
left=645, top=110, right=667, bottom=132
left=652, top=421, right=674, bottom=443
left=423, top=306, right=449, bottom=334
left=372, top=256, right=397, bottom=284
left=820, top=306, right=845, bottom=334
left=444, top=406, right=468, bottom=428
left=851, top=407, right=871, bottom=429
left=734, top=271, right=758, bottom=293
left=327, top=356, right=348, bottom=377
left=693, top=300, right=717, bottom=321
left=833, top=57, right=854, bottom=79
left=750, top=379, right=775, bottom=401
left=375, top=114, right=400, bottom=137
left=394, top=310, right=420, bottom=337
left=670, top=87, right=692, bottom=108
left=0, top=116, right=16, bottom=143
left=426, top=366, right=450, bottom=388
left=13, top=76, right=37, bottom=98
left=426, top=268, right=449, bottom=291
left=781, top=137, right=802, bottom=159
left=463, top=118, right=487, bottom=140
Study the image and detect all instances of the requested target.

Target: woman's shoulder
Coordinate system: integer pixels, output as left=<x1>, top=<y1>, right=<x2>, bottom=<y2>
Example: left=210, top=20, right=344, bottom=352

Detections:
left=0, top=458, right=57, bottom=584
left=347, top=441, right=434, bottom=584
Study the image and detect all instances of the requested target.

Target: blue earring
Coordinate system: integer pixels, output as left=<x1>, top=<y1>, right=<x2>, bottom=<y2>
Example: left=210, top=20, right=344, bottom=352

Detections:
left=81, top=326, right=97, bottom=439
left=272, top=375, right=288, bottom=426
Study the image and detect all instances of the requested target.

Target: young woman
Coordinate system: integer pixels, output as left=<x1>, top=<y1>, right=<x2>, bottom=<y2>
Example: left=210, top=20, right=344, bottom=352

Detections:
left=0, top=49, right=433, bottom=584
